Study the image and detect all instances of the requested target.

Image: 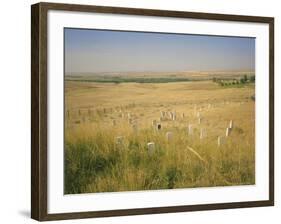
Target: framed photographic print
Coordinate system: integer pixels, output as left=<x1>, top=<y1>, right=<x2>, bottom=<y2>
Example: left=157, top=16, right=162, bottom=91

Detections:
left=31, top=2, right=274, bottom=221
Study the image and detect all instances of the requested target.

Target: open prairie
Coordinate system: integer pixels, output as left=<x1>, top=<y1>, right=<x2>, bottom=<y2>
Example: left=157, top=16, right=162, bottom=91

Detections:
left=64, top=79, right=255, bottom=194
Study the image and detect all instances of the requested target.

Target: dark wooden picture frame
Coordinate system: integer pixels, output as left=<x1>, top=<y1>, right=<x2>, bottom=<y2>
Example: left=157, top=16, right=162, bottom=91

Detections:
left=31, top=2, right=274, bottom=221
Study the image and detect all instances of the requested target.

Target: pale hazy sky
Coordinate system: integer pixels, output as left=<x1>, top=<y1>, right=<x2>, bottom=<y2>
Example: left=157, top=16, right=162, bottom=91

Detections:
left=65, top=28, right=255, bottom=74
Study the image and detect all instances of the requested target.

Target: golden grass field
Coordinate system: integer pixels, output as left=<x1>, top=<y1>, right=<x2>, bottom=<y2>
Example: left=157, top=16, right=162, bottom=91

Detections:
left=64, top=80, right=255, bottom=194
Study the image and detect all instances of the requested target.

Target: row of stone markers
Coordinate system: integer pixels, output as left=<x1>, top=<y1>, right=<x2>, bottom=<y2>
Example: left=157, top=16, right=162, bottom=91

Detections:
left=114, top=119, right=234, bottom=155
left=218, top=120, right=233, bottom=147
left=66, top=100, right=247, bottom=124
left=66, top=101, right=228, bottom=126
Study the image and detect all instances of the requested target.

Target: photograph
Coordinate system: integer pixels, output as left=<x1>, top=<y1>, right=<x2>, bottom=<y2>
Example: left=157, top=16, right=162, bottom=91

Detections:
left=64, top=28, right=256, bottom=195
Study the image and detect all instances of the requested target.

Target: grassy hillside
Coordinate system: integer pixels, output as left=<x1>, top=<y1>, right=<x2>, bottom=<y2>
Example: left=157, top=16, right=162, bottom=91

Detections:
left=64, top=80, right=255, bottom=194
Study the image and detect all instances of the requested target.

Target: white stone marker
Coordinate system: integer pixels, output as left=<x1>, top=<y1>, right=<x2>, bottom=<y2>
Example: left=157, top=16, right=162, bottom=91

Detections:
left=226, top=127, right=231, bottom=137
left=229, top=120, right=233, bottom=129
left=218, top=136, right=226, bottom=146
left=172, top=112, right=176, bottom=121
left=166, top=132, right=173, bottom=141
left=169, top=112, right=173, bottom=120
left=198, top=117, right=202, bottom=124
left=200, top=128, right=206, bottom=139
left=147, top=142, right=155, bottom=154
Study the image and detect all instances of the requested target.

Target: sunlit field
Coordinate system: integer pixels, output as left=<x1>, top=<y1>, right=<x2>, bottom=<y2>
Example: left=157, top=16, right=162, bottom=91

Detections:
left=64, top=78, right=255, bottom=194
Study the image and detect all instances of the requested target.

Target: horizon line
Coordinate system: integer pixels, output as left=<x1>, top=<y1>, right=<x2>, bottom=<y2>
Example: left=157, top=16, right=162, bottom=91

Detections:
left=65, top=69, right=255, bottom=76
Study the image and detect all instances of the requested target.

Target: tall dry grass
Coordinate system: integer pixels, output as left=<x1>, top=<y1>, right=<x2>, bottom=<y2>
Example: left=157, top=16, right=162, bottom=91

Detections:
left=64, top=81, right=255, bottom=194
